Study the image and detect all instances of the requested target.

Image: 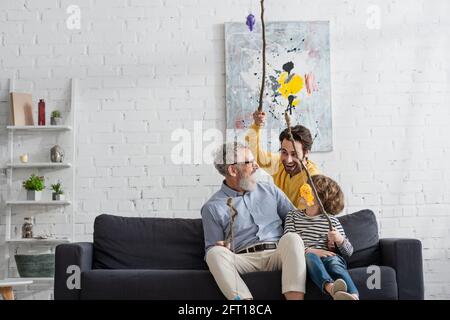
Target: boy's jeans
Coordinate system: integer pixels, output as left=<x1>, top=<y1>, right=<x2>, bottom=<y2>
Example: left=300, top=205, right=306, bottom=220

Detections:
left=305, top=252, right=359, bottom=295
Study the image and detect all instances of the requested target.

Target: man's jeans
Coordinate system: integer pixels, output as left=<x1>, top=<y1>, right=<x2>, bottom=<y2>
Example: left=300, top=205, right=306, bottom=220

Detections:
left=305, top=252, right=359, bottom=295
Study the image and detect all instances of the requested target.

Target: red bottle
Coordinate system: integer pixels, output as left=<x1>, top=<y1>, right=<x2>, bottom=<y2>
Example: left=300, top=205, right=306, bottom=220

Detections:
left=38, top=99, right=45, bottom=125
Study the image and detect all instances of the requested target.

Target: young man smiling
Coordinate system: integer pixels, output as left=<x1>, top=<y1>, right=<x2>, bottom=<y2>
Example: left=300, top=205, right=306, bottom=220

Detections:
left=245, top=111, right=320, bottom=209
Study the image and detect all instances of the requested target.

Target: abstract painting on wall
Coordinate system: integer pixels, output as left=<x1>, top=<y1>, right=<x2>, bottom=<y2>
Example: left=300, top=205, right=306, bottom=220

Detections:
left=225, top=21, right=332, bottom=152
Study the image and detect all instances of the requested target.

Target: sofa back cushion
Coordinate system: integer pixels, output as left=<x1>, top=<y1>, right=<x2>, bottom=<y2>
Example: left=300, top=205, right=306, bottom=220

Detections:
left=337, top=209, right=381, bottom=268
left=93, top=209, right=380, bottom=270
left=93, top=214, right=207, bottom=270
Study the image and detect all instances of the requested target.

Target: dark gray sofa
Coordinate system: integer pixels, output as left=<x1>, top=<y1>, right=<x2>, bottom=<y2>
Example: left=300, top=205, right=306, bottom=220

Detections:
left=54, top=209, right=424, bottom=300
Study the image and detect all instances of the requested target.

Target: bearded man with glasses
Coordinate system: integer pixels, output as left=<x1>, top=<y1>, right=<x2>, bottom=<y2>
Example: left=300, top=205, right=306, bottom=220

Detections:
left=201, top=142, right=307, bottom=300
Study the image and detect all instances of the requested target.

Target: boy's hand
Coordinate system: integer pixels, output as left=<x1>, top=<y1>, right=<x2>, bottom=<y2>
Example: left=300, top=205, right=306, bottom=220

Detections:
left=328, top=230, right=344, bottom=246
left=305, top=248, right=336, bottom=257
left=253, top=111, right=266, bottom=127
left=327, top=239, right=336, bottom=251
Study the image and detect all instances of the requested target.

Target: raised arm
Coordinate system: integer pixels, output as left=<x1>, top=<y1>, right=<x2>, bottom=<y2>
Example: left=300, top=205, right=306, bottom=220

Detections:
left=244, top=111, right=280, bottom=176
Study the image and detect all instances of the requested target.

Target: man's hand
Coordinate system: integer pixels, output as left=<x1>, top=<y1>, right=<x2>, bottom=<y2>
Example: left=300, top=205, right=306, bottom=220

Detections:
left=253, top=111, right=266, bottom=127
left=328, top=230, right=344, bottom=246
left=216, top=240, right=231, bottom=250
left=305, top=248, right=336, bottom=257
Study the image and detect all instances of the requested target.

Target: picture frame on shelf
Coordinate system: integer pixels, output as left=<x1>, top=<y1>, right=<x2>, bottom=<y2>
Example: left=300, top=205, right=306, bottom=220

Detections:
left=10, top=92, right=34, bottom=126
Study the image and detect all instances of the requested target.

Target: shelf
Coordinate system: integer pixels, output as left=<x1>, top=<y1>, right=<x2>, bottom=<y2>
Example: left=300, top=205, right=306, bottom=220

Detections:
left=6, top=162, right=72, bottom=169
left=6, top=238, right=71, bottom=245
left=0, top=279, right=33, bottom=286
left=4, top=277, right=53, bottom=282
left=5, top=78, right=77, bottom=283
left=6, top=125, right=72, bottom=132
left=6, top=200, right=71, bottom=206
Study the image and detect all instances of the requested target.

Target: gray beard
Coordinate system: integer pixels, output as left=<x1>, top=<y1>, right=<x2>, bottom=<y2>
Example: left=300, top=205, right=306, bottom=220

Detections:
left=239, top=176, right=257, bottom=192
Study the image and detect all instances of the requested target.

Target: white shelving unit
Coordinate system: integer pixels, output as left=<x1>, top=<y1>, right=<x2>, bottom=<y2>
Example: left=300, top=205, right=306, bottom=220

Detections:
left=2, top=277, right=54, bottom=283
left=6, top=200, right=72, bottom=206
left=6, top=125, right=72, bottom=132
left=6, top=238, right=71, bottom=245
left=3, top=78, right=77, bottom=282
left=6, top=163, right=72, bottom=169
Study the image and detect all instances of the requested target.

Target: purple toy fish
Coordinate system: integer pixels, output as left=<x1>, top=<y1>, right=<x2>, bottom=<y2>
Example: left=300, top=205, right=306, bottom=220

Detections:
left=246, top=14, right=255, bottom=31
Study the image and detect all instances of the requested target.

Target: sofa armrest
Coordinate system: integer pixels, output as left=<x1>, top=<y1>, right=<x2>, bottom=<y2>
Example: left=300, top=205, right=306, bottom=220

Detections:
left=54, top=242, right=93, bottom=300
left=379, top=238, right=424, bottom=300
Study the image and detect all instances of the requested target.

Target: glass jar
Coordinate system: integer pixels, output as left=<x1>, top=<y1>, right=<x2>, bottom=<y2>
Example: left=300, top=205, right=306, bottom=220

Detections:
left=22, top=217, right=33, bottom=239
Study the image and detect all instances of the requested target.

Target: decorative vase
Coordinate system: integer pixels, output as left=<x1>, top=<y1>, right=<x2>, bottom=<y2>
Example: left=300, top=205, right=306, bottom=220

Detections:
left=15, top=254, right=55, bottom=278
left=52, top=193, right=65, bottom=201
left=50, top=145, right=64, bottom=163
left=50, top=117, right=62, bottom=125
left=38, top=99, right=46, bottom=126
left=27, top=190, right=42, bottom=201
left=22, top=217, right=33, bottom=238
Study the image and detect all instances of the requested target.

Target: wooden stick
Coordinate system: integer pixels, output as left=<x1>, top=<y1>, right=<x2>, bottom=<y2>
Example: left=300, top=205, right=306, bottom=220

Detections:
left=284, top=112, right=333, bottom=231
left=257, top=0, right=266, bottom=112
left=225, top=197, right=239, bottom=251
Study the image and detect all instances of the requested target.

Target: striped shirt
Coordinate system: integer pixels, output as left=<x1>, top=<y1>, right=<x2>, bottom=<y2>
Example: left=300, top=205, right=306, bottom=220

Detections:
left=284, top=210, right=354, bottom=258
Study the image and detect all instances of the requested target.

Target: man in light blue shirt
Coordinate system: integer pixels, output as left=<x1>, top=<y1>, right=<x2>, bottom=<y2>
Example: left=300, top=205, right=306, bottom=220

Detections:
left=201, top=142, right=307, bottom=300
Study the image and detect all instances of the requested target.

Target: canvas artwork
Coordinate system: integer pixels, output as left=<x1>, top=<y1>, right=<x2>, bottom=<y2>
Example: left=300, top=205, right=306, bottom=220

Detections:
left=10, top=92, right=34, bottom=126
left=225, top=21, right=332, bottom=152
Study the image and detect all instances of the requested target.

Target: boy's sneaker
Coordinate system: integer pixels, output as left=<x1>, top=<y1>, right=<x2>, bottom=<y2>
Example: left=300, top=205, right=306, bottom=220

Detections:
left=333, top=291, right=359, bottom=300
left=331, top=279, right=347, bottom=297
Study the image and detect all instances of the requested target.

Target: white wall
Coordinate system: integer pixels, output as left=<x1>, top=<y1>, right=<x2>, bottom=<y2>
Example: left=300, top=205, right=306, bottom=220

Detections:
left=0, top=0, right=449, bottom=299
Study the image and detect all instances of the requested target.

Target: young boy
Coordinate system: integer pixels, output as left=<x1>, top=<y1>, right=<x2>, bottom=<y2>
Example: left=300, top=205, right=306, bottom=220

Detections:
left=284, top=174, right=359, bottom=300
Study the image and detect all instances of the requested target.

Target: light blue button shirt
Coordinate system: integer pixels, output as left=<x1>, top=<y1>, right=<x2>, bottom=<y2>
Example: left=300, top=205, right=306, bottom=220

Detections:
left=201, top=181, right=295, bottom=253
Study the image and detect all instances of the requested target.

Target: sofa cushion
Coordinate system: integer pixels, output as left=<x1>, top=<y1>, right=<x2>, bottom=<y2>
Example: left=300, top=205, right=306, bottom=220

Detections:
left=92, top=210, right=380, bottom=270
left=80, top=269, right=283, bottom=300
left=93, top=214, right=207, bottom=270
left=305, top=266, right=398, bottom=300
left=80, top=266, right=397, bottom=300
left=337, top=209, right=381, bottom=268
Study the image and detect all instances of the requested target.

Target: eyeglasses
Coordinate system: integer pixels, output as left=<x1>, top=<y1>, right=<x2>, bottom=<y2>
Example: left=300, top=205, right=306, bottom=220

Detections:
left=232, top=159, right=256, bottom=166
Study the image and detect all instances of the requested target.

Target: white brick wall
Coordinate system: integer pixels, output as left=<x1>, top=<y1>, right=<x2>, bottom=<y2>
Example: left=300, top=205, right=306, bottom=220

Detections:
left=1, top=0, right=449, bottom=299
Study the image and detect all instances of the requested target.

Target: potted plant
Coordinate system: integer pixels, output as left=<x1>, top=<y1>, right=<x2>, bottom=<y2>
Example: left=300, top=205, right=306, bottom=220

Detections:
left=22, top=174, right=45, bottom=201
left=51, top=181, right=65, bottom=201
left=50, top=110, right=62, bottom=125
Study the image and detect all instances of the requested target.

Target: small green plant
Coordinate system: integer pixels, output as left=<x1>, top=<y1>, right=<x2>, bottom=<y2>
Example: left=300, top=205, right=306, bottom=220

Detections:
left=51, top=110, right=61, bottom=118
left=22, top=174, right=45, bottom=191
left=51, top=182, right=64, bottom=195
